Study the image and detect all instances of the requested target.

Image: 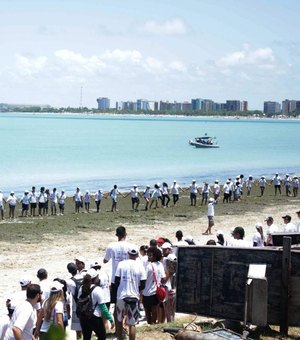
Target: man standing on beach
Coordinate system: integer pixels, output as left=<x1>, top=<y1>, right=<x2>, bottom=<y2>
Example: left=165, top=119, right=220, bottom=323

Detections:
left=190, top=180, right=200, bottom=206
left=73, top=187, right=83, bottom=214
left=124, top=185, right=140, bottom=211
left=103, top=226, right=134, bottom=327
left=0, top=190, right=5, bottom=220
left=203, top=198, right=217, bottom=235
left=29, top=186, right=37, bottom=217
left=271, top=173, right=281, bottom=196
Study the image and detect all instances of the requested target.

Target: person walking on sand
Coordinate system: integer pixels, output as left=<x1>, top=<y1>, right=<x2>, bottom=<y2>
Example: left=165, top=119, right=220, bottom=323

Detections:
left=293, top=177, right=299, bottom=197
left=213, top=180, right=220, bottom=200
left=203, top=197, right=217, bottom=235
left=6, top=191, right=17, bottom=220
left=170, top=180, right=183, bottom=206
left=222, top=180, right=231, bottom=203
left=161, top=182, right=170, bottom=208
left=201, top=181, right=211, bottom=206
left=84, top=190, right=91, bottom=213
left=50, top=188, right=58, bottom=215
left=271, top=173, right=281, bottom=196
left=245, top=175, right=254, bottom=196
left=258, top=176, right=267, bottom=196
left=190, top=180, right=200, bottom=206
left=284, top=174, right=292, bottom=196
left=0, top=190, right=4, bottom=220
left=73, top=187, right=83, bottom=214
left=149, top=183, right=161, bottom=209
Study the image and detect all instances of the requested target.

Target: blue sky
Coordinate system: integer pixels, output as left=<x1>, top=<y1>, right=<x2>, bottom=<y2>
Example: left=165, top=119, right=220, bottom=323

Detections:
left=0, top=0, right=299, bottom=110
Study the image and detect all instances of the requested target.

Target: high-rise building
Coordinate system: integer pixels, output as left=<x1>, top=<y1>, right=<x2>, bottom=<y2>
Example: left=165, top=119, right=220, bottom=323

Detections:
left=282, top=99, right=297, bottom=114
left=97, top=97, right=110, bottom=110
left=263, top=101, right=281, bottom=115
left=201, top=99, right=214, bottom=112
left=191, top=98, right=203, bottom=111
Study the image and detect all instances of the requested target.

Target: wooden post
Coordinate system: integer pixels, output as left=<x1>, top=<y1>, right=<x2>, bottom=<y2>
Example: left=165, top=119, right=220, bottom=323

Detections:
left=280, top=236, right=291, bottom=335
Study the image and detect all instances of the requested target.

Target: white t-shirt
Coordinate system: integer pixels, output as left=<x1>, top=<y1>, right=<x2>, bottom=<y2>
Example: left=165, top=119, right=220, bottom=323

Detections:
left=284, top=223, right=297, bottom=233
left=259, top=179, right=267, bottom=187
left=77, top=285, right=105, bottom=317
left=6, top=195, right=17, bottom=206
left=0, top=315, right=9, bottom=339
left=190, top=183, right=198, bottom=194
left=273, top=176, right=281, bottom=186
left=130, top=188, right=138, bottom=198
left=213, top=184, right=220, bottom=194
left=4, top=300, right=36, bottom=340
left=171, top=184, right=179, bottom=195
left=21, top=194, right=30, bottom=205
left=58, top=193, right=66, bottom=204
left=38, top=192, right=47, bottom=203
left=84, top=193, right=91, bottom=203
left=115, top=259, right=146, bottom=300
left=0, top=192, right=3, bottom=205
left=74, top=191, right=82, bottom=202
left=40, top=300, right=64, bottom=333
left=110, top=188, right=119, bottom=201
left=143, top=261, right=166, bottom=296
left=143, top=188, right=151, bottom=199
left=266, top=224, right=278, bottom=235
left=207, top=201, right=215, bottom=217
left=97, top=271, right=111, bottom=303
left=50, top=192, right=58, bottom=203
left=104, top=241, right=133, bottom=283
left=29, top=192, right=37, bottom=203
left=95, top=191, right=103, bottom=201
left=252, top=232, right=264, bottom=247
left=223, top=183, right=230, bottom=194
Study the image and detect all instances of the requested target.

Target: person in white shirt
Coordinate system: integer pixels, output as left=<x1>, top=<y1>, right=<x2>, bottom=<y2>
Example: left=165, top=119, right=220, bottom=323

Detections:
left=222, top=180, right=231, bottom=203
left=124, top=185, right=141, bottom=211
left=203, top=198, right=217, bottom=235
left=282, top=215, right=297, bottom=232
left=94, top=189, right=103, bottom=213
left=271, top=173, right=282, bottom=196
left=252, top=223, right=265, bottom=247
left=170, top=180, right=183, bottom=206
left=20, top=190, right=30, bottom=217
left=115, top=247, right=146, bottom=340
left=258, top=176, right=268, bottom=196
left=201, top=182, right=211, bottom=206
left=73, top=187, right=83, bottom=214
left=50, top=188, right=58, bottom=215
left=265, top=216, right=278, bottom=246
left=293, top=176, right=299, bottom=197
left=190, top=180, right=200, bottom=206
left=37, top=187, right=47, bottom=216
left=245, top=176, right=254, bottom=196
left=143, top=185, right=151, bottom=211
left=142, top=246, right=166, bottom=325
left=149, top=183, right=162, bottom=209
left=0, top=190, right=4, bottom=220
left=6, top=191, right=17, bottom=220
left=109, top=184, right=124, bottom=212
left=296, top=211, right=300, bottom=232
left=213, top=180, right=220, bottom=200
left=4, top=284, right=42, bottom=340
left=58, top=190, right=66, bottom=215
left=29, top=186, right=37, bottom=217
left=230, top=227, right=252, bottom=247
left=161, top=182, right=171, bottom=208
left=84, top=191, right=91, bottom=213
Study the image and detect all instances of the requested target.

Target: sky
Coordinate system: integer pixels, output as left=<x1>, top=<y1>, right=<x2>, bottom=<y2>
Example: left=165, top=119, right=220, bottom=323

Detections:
left=0, top=0, right=299, bottom=110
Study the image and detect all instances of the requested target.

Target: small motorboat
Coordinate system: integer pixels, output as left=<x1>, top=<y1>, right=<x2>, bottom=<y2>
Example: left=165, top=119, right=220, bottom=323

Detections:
left=189, top=135, right=219, bottom=148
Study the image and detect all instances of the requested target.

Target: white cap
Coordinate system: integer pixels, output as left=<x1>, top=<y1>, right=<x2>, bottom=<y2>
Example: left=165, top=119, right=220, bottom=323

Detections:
left=20, top=276, right=31, bottom=287
left=166, top=254, right=177, bottom=262
left=161, top=242, right=172, bottom=249
left=216, top=230, right=224, bottom=237
left=208, top=197, right=214, bottom=203
left=255, top=223, right=263, bottom=229
left=50, top=281, right=64, bottom=293
left=86, top=268, right=98, bottom=279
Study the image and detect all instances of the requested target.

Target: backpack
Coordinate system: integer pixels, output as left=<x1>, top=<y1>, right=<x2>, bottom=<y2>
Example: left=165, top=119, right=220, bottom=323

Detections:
left=71, top=276, right=83, bottom=303
left=76, top=286, right=97, bottom=319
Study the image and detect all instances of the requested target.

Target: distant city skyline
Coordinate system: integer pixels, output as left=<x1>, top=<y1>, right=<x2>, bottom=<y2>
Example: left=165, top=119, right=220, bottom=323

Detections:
left=1, top=0, right=299, bottom=110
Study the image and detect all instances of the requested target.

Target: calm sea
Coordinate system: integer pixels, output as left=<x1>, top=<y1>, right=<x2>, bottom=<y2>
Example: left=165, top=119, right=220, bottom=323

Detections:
left=0, top=112, right=299, bottom=195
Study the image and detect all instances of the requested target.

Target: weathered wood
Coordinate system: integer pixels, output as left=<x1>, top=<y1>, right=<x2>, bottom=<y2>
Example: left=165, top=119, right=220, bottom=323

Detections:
left=280, top=237, right=291, bottom=335
left=272, top=233, right=300, bottom=246
left=176, top=245, right=300, bottom=326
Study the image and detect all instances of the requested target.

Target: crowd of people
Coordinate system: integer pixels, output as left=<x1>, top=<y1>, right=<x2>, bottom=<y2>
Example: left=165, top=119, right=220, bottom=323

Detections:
left=2, top=210, right=300, bottom=340
left=0, top=172, right=299, bottom=220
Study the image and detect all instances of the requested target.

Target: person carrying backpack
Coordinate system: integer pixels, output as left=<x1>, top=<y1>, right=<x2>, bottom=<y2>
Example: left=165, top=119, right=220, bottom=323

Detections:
left=77, top=269, right=114, bottom=340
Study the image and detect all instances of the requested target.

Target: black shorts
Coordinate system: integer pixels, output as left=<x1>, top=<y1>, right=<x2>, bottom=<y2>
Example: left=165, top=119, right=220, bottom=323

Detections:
left=22, top=204, right=29, bottom=211
left=39, top=202, right=45, bottom=209
left=131, top=197, right=139, bottom=204
left=142, top=294, right=159, bottom=308
left=30, top=203, right=37, bottom=209
left=190, top=193, right=196, bottom=199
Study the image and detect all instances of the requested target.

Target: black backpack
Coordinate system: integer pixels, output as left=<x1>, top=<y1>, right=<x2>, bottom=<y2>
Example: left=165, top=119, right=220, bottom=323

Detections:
left=76, top=286, right=97, bottom=319
left=71, top=276, right=83, bottom=303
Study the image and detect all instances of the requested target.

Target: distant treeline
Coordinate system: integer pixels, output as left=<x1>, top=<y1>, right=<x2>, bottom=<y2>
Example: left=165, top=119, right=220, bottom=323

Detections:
left=1, top=105, right=300, bottom=118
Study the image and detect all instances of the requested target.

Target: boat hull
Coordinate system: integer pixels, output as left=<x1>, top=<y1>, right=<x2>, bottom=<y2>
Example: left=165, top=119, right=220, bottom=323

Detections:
left=189, top=140, right=219, bottom=148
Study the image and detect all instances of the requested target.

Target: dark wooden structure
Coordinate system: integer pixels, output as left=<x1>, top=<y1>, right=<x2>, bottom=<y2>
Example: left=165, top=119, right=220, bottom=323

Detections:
left=176, top=245, right=300, bottom=326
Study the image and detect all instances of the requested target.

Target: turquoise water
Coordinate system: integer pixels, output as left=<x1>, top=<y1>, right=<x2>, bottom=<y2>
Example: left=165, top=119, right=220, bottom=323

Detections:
left=0, top=113, right=299, bottom=195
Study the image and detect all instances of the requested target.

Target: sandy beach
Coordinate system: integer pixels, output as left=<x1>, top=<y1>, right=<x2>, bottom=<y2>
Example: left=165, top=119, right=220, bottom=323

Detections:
left=0, top=185, right=300, bottom=338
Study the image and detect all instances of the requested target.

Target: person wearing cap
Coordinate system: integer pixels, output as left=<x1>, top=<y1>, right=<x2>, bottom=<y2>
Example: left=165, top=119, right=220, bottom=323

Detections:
left=258, top=176, right=268, bottom=196
left=39, top=281, right=65, bottom=336
left=170, top=180, right=183, bottom=206
left=20, top=191, right=30, bottom=217
left=284, top=174, right=292, bottom=197
left=0, top=189, right=4, bottom=220
left=142, top=185, right=151, bottom=211
left=293, top=177, right=299, bottom=197
left=94, top=189, right=103, bottom=213
left=6, top=191, right=17, bottom=220
left=252, top=223, right=265, bottom=247
left=271, top=173, right=282, bottom=196
left=103, top=226, right=134, bottom=326
left=114, top=247, right=146, bottom=340
left=282, top=215, right=297, bottom=232
left=58, top=190, right=67, bottom=215
left=50, top=188, right=58, bottom=216
left=149, top=183, right=162, bottom=209
left=265, top=216, right=278, bottom=246
left=84, top=190, right=91, bottom=213
left=73, top=187, right=83, bottom=214
left=222, top=180, right=231, bottom=204
left=161, top=182, right=171, bottom=208
left=29, top=186, right=37, bottom=217
left=124, top=184, right=141, bottom=211
left=4, top=284, right=42, bottom=340
left=183, top=235, right=195, bottom=245
left=189, top=179, right=200, bottom=207
left=109, top=184, right=124, bottom=212
left=233, top=179, right=242, bottom=201
left=77, top=268, right=114, bottom=340
left=245, top=175, right=254, bottom=196
left=37, top=187, right=47, bottom=217
left=142, top=246, right=166, bottom=325
left=203, top=198, right=217, bottom=235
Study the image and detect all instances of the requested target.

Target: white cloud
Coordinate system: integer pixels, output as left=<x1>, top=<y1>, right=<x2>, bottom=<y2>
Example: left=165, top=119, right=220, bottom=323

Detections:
left=142, top=18, right=187, bottom=35
left=15, top=54, right=47, bottom=77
